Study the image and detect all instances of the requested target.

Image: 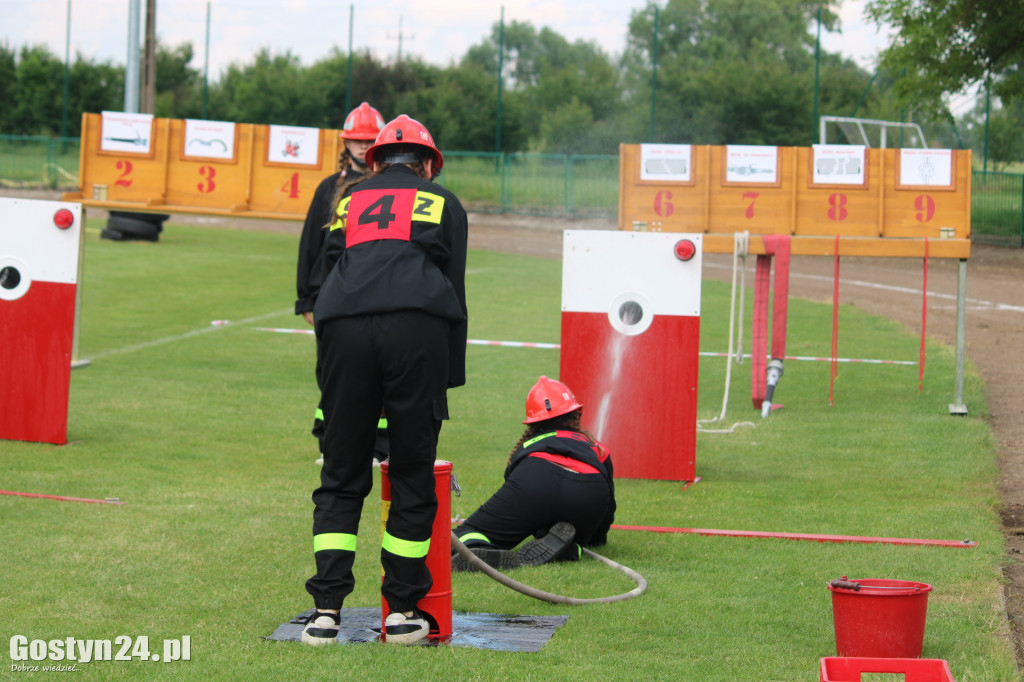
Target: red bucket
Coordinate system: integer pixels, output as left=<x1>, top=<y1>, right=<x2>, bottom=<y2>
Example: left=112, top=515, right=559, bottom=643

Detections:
left=827, top=578, right=933, bottom=658
left=380, top=460, right=453, bottom=641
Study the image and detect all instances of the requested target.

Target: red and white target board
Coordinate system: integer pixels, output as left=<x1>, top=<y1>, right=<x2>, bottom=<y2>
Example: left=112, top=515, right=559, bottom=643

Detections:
left=0, top=198, right=82, bottom=444
left=560, top=231, right=702, bottom=481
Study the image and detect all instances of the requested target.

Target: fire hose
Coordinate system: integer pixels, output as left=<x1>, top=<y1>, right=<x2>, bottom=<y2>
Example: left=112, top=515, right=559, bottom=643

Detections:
left=450, top=532, right=648, bottom=605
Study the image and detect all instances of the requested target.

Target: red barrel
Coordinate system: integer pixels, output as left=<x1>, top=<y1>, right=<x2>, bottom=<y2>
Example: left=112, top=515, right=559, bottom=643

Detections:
left=828, top=578, right=933, bottom=658
left=380, top=460, right=452, bottom=641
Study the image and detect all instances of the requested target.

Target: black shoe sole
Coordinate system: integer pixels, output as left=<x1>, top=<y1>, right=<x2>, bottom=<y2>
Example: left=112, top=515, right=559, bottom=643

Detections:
left=518, top=522, right=576, bottom=566
left=452, top=547, right=523, bottom=572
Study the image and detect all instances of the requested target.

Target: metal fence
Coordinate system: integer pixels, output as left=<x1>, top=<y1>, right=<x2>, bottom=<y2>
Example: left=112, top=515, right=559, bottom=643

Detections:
left=0, top=135, right=80, bottom=190
left=2, top=134, right=1022, bottom=246
left=972, top=171, right=1024, bottom=248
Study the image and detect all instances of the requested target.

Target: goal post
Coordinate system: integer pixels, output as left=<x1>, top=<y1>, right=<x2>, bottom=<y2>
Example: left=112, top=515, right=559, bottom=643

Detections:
left=819, top=115, right=928, bottom=149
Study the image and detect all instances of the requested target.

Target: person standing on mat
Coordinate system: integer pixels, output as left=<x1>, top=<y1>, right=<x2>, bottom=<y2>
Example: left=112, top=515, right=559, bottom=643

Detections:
left=452, top=376, right=616, bottom=572
left=301, top=114, right=468, bottom=646
left=294, top=102, right=389, bottom=465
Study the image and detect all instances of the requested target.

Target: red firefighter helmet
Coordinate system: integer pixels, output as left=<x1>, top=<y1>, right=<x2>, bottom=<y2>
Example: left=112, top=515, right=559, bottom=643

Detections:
left=340, top=102, right=385, bottom=140
left=364, top=114, right=444, bottom=174
left=523, top=376, right=583, bottom=424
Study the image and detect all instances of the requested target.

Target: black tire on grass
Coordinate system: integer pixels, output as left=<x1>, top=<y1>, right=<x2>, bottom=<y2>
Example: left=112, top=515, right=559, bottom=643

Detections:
left=106, top=214, right=160, bottom=240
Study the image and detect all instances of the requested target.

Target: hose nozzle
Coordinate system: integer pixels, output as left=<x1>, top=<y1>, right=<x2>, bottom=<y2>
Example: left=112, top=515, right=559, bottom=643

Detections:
left=761, top=358, right=785, bottom=418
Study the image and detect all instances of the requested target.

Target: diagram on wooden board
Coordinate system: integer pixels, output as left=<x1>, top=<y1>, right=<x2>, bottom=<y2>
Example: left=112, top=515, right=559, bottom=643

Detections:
left=724, top=145, right=779, bottom=185
left=100, top=111, right=154, bottom=155
left=640, top=144, right=693, bottom=183
left=183, top=119, right=237, bottom=161
left=266, top=125, right=321, bottom=166
left=898, top=149, right=954, bottom=189
left=812, top=145, right=866, bottom=186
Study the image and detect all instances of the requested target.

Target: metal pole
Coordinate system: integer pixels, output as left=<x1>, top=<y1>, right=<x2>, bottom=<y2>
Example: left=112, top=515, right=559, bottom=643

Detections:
left=949, top=259, right=968, bottom=415
left=851, top=71, right=878, bottom=118
left=345, top=4, right=353, bottom=115
left=983, top=79, right=991, bottom=173
left=202, top=1, right=210, bottom=119
left=141, top=0, right=156, bottom=114
left=61, top=0, right=71, bottom=140
left=812, top=7, right=821, bottom=142
left=648, top=6, right=659, bottom=142
left=496, top=6, right=504, bottom=154
left=124, top=0, right=141, bottom=112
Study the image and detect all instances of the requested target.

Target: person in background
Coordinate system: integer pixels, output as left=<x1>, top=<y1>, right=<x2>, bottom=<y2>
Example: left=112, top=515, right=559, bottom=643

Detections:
left=302, top=115, right=468, bottom=646
left=451, top=376, right=616, bottom=572
left=293, top=102, right=388, bottom=465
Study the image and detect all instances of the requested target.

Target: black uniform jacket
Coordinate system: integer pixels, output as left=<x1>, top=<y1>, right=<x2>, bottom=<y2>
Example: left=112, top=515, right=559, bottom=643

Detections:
left=294, top=167, right=366, bottom=316
left=506, top=429, right=617, bottom=545
left=314, top=164, right=469, bottom=388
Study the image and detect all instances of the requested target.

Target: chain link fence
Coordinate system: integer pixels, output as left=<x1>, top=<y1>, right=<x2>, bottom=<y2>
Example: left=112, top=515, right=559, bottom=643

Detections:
left=2, top=134, right=1021, bottom=246
left=972, top=171, right=1024, bottom=248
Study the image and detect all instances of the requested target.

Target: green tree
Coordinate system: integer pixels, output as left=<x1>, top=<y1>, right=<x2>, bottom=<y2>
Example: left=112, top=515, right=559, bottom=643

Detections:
left=866, top=0, right=1024, bottom=113
left=208, top=49, right=322, bottom=126
left=413, top=62, right=527, bottom=152
left=462, top=21, right=623, bottom=153
left=622, top=0, right=847, bottom=145
left=11, top=45, right=65, bottom=135
left=0, top=43, right=16, bottom=133
left=960, top=100, right=1024, bottom=168
left=155, top=42, right=202, bottom=119
left=66, top=55, right=123, bottom=136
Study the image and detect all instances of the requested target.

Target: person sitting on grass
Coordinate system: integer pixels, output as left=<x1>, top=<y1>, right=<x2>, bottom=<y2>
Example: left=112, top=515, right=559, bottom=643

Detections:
left=452, top=376, right=616, bottom=572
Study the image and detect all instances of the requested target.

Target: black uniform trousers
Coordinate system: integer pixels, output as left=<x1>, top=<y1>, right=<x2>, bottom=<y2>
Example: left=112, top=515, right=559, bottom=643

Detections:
left=306, top=311, right=449, bottom=612
left=455, top=456, right=613, bottom=550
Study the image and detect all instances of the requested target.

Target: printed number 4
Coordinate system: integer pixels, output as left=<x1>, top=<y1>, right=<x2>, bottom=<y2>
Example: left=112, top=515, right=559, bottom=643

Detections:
left=360, top=195, right=397, bottom=229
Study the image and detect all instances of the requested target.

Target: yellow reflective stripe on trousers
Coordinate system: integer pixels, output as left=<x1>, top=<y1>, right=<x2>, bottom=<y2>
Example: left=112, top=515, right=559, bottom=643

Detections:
left=377, top=417, right=388, bottom=429
left=458, top=532, right=490, bottom=545
left=382, top=531, right=430, bottom=558
left=313, top=533, right=357, bottom=553
left=315, top=408, right=324, bottom=421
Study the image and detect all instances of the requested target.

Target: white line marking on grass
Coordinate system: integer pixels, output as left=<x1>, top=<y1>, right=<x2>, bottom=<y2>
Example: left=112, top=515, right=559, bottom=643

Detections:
left=89, top=309, right=292, bottom=360
left=252, top=328, right=909, bottom=362
left=255, top=328, right=561, bottom=349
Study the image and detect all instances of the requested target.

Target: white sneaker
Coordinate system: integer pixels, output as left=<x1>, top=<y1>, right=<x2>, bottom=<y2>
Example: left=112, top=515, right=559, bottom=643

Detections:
left=383, top=610, right=429, bottom=644
left=300, top=610, right=339, bottom=645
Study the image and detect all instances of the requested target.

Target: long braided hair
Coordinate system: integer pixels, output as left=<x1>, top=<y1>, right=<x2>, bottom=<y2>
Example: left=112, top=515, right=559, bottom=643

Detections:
left=506, top=408, right=597, bottom=466
left=324, top=148, right=431, bottom=231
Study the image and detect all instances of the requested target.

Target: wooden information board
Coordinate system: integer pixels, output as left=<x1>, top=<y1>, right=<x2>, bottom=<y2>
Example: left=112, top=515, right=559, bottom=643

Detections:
left=63, top=112, right=343, bottom=221
left=619, top=144, right=972, bottom=259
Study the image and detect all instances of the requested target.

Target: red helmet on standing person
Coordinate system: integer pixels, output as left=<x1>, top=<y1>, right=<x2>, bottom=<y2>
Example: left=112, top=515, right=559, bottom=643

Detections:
left=340, top=102, right=386, bottom=141
left=523, top=376, right=583, bottom=424
left=364, top=114, right=444, bottom=175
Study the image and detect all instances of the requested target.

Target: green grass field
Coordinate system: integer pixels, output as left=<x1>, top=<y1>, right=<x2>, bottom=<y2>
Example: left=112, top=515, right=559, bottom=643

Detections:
left=0, top=218, right=1019, bottom=680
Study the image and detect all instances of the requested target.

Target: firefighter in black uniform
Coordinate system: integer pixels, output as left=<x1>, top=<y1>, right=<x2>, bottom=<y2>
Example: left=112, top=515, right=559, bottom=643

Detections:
left=302, top=115, right=468, bottom=646
left=294, top=102, right=388, bottom=464
left=452, top=376, right=616, bottom=572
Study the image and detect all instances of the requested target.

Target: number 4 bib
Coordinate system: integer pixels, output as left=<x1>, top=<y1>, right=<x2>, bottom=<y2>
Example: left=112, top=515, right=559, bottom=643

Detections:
left=341, top=188, right=445, bottom=247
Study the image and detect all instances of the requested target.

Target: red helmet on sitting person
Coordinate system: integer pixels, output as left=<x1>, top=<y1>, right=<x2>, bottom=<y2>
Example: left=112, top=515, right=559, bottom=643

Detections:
left=523, top=376, right=583, bottom=424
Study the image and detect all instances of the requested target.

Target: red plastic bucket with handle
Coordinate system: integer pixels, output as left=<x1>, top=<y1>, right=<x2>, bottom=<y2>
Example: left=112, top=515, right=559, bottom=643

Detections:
left=828, top=578, right=933, bottom=658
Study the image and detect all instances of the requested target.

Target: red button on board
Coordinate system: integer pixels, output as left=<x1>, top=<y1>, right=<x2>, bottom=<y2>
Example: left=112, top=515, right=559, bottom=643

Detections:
left=674, top=239, right=696, bottom=261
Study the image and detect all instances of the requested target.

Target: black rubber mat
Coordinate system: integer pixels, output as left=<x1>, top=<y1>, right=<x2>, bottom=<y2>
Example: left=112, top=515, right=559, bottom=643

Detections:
left=267, top=608, right=568, bottom=652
